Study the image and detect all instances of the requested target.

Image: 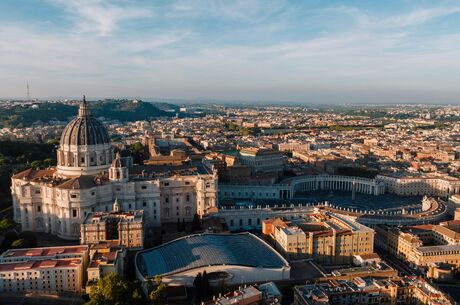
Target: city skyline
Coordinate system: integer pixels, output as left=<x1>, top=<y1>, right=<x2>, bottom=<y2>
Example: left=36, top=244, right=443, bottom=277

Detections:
left=1, top=0, right=460, bottom=104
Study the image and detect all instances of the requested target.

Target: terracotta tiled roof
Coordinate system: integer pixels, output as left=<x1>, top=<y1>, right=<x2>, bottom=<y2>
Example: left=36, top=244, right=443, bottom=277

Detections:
left=57, top=175, right=99, bottom=189
left=12, top=168, right=56, bottom=180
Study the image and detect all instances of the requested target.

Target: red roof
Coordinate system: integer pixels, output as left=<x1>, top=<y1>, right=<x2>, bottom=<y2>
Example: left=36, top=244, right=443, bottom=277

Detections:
left=2, top=245, right=87, bottom=258
left=0, top=259, right=81, bottom=272
left=12, top=168, right=56, bottom=180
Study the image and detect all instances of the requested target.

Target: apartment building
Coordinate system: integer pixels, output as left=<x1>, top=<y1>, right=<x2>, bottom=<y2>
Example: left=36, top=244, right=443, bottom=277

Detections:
left=263, top=212, right=375, bottom=264
left=376, top=221, right=460, bottom=268
left=86, top=241, right=126, bottom=290
left=0, top=245, right=88, bottom=293
left=293, top=276, right=452, bottom=305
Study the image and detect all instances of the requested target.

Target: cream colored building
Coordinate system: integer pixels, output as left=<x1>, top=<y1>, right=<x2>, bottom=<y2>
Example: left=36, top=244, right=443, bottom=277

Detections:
left=263, top=212, right=375, bottom=264
left=80, top=204, right=144, bottom=249
left=10, top=98, right=218, bottom=240
left=0, top=245, right=88, bottom=293
left=378, top=174, right=460, bottom=197
left=86, top=242, right=126, bottom=290
left=376, top=222, right=460, bottom=268
left=239, top=147, right=286, bottom=174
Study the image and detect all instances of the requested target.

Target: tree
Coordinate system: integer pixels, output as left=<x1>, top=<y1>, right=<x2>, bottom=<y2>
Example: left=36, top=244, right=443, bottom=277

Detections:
left=148, top=276, right=166, bottom=305
left=0, top=218, right=14, bottom=232
left=85, top=273, right=145, bottom=305
left=11, top=238, right=30, bottom=249
left=192, top=213, right=201, bottom=232
left=201, top=270, right=212, bottom=300
left=129, top=142, right=147, bottom=164
left=30, top=160, right=42, bottom=169
left=193, top=273, right=203, bottom=302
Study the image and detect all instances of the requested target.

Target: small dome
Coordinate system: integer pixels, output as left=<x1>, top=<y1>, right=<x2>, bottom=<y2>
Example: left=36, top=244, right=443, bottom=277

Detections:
left=60, top=96, right=110, bottom=146
left=111, top=152, right=124, bottom=168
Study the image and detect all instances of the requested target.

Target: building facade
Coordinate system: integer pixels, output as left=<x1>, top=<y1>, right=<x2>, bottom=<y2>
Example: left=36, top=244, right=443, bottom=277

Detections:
left=378, top=175, right=460, bottom=197
left=375, top=222, right=460, bottom=269
left=10, top=98, right=218, bottom=240
left=0, top=245, right=88, bottom=293
left=262, top=212, right=375, bottom=264
left=293, top=276, right=453, bottom=305
left=80, top=204, right=144, bottom=249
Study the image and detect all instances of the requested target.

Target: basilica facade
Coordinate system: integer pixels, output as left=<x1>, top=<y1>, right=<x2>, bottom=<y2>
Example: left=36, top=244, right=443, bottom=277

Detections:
left=10, top=98, right=218, bottom=240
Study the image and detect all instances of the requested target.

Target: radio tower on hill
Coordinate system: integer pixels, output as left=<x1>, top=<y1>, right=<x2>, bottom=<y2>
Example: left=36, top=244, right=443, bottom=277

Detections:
left=26, top=81, right=30, bottom=101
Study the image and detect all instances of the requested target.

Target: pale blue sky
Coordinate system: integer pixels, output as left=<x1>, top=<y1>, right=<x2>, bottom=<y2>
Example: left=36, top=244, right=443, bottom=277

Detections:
left=1, top=0, right=460, bottom=103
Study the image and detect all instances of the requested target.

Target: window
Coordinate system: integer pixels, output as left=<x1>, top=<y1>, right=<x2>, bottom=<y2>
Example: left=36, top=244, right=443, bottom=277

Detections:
left=37, top=206, right=41, bottom=212
left=143, top=201, right=147, bottom=207
left=81, top=157, right=85, bottom=163
left=72, top=209, right=77, bottom=218
left=71, top=194, right=77, bottom=199
left=186, top=194, right=190, bottom=202
left=164, top=182, right=169, bottom=186
left=141, top=185, right=147, bottom=190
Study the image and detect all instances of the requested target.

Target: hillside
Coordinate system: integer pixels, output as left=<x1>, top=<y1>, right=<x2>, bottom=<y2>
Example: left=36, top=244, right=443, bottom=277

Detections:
left=0, top=100, right=177, bottom=127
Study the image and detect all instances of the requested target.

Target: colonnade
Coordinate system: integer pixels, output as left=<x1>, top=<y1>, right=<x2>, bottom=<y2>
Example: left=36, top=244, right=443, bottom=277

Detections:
left=291, top=175, right=385, bottom=197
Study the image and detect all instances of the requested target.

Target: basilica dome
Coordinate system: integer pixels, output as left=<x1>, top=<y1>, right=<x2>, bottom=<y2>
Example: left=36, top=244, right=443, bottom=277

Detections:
left=56, top=96, right=113, bottom=177
left=60, top=111, right=110, bottom=146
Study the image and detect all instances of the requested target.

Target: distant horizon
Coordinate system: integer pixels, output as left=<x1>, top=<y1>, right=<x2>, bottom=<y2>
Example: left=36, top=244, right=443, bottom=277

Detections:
left=1, top=1, right=460, bottom=104
left=1, top=95, right=458, bottom=106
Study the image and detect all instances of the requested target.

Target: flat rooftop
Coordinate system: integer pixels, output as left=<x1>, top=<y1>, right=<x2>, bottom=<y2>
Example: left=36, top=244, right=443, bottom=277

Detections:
left=0, top=259, right=82, bottom=272
left=1, top=245, right=88, bottom=259
left=416, top=244, right=460, bottom=254
left=83, top=210, right=144, bottom=224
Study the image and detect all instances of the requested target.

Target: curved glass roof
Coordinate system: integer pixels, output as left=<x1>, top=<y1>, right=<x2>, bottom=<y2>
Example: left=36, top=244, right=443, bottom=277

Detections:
left=136, top=233, right=288, bottom=278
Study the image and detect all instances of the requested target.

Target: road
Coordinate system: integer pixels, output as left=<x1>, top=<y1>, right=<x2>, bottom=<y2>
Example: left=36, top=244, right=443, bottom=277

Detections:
left=1, top=293, right=84, bottom=305
left=375, top=246, right=422, bottom=277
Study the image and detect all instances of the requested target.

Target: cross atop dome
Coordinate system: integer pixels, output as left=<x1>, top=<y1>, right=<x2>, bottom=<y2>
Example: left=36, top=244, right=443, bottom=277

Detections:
left=78, top=95, right=90, bottom=117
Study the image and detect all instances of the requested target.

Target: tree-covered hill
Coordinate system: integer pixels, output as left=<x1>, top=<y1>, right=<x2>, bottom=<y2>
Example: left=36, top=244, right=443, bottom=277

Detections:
left=0, top=100, right=177, bottom=128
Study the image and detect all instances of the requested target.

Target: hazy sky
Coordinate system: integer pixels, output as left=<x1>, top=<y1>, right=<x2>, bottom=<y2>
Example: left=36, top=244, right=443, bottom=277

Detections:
left=1, top=0, right=460, bottom=104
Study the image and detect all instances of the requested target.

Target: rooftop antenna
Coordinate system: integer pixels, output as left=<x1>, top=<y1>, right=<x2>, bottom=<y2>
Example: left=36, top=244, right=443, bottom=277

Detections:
left=26, top=81, right=30, bottom=101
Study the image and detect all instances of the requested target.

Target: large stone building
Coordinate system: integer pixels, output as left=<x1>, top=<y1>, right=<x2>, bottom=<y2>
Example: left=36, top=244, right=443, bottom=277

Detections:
left=262, top=212, right=375, bottom=264
left=238, top=147, right=286, bottom=175
left=0, top=245, right=88, bottom=293
left=375, top=221, right=460, bottom=269
left=377, top=174, right=460, bottom=197
left=10, top=97, right=218, bottom=240
left=80, top=201, right=144, bottom=249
